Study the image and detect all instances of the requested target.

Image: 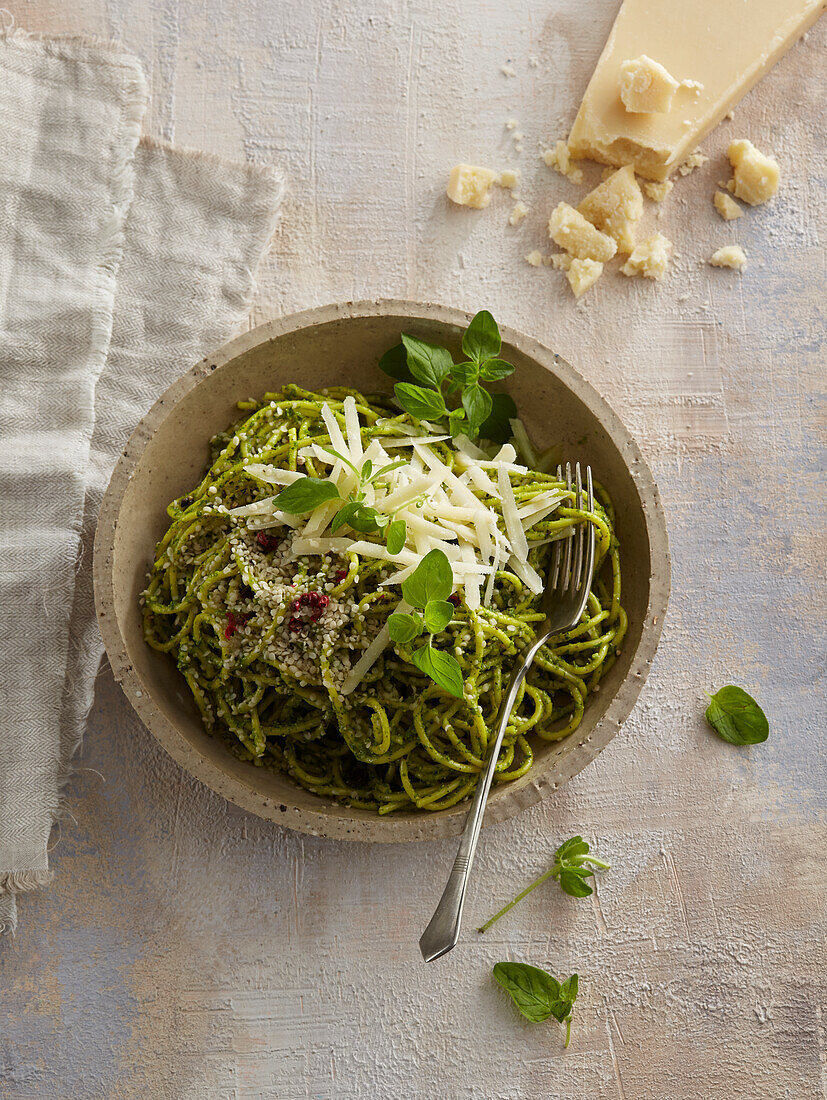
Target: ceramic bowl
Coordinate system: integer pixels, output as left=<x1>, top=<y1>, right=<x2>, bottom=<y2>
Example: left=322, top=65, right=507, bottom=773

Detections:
left=94, top=300, right=670, bottom=841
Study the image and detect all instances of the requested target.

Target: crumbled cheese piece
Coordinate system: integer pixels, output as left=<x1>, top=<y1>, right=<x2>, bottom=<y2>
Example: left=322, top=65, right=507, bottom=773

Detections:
left=727, top=139, right=779, bottom=205
left=525, top=250, right=545, bottom=267
left=505, top=118, right=519, bottom=131
left=497, top=168, right=520, bottom=191
left=709, top=244, right=747, bottom=270
left=621, top=232, right=673, bottom=280
left=500, top=64, right=516, bottom=78
left=577, top=165, right=643, bottom=253
left=713, top=191, right=743, bottom=220
left=446, top=164, right=497, bottom=208
left=619, top=55, right=680, bottom=113
left=508, top=201, right=529, bottom=225
left=681, top=79, right=704, bottom=94
left=725, top=110, right=735, bottom=121
left=528, top=55, right=540, bottom=68
left=550, top=253, right=572, bottom=270
left=643, top=179, right=673, bottom=202
left=677, top=149, right=708, bottom=176
left=542, top=140, right=584, bottom=184
left=548, top=202, right=617, bottom=262
left=566, top=258, right=604, bottom=298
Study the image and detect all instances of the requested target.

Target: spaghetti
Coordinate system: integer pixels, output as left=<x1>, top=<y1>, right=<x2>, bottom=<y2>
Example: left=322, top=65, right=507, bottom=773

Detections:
left=142, top=384, right=626, bottom=814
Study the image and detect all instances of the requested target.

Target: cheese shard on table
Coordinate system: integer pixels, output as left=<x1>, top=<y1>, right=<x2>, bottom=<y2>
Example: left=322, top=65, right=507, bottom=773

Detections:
left=709, top=244, right=747, bottom=270
left=548, top=203, right=617, bottom=262
left=577, top=165, right=643, bottom=253
left=643, top=179, right=673, bottom=202
left=619, top=55, right=680, bottom=113
left=713, top=191, right=744, bottom=220
left=567, top=0, right=824, bottom=180
left=621, top=232, right=673, bottom=280
left=446, top=164, right=497, bottom=208
left=566, top=258, right=604, bottom=297
left=727, top=139, right=780, bottom=205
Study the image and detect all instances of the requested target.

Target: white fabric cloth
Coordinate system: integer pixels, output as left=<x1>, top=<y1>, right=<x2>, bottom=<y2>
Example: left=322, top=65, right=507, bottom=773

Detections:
left=0, top=31, right=283, bottom=934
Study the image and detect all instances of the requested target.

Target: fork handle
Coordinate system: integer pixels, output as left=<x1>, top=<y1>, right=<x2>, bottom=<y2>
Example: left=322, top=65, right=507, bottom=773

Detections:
left=418, top=629, right=550, bottom=963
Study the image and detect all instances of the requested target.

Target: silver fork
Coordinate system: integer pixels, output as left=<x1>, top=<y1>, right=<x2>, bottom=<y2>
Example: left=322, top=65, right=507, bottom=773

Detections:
left=419, top=462, right=596, bottom=963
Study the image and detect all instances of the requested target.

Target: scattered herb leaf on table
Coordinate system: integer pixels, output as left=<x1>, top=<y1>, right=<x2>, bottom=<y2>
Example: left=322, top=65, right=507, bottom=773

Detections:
left=493, top=962, right=579, bottom=1047
left=705, top=685, right=769, bottom=745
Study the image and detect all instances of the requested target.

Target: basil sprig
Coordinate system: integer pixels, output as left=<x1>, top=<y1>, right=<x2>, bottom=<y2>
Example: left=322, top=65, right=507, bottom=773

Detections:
left=379, top=310, right=517, bottom=443
left=493, top=963, right=579, bottom=1047
left=387, top=550, right=463, bottom=698
left=478, top=835, right=610, bottom=934
left=270, top=450, right=407, bottom=554
left=705, top=685, right=769, bottom=745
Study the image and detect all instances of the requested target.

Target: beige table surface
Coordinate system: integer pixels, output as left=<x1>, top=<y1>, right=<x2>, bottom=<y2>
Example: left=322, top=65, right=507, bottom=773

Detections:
left=1, top=2, right=825, bottom=1098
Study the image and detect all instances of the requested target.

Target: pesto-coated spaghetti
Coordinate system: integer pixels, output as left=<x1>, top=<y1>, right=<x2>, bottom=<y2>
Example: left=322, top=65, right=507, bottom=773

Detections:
left=142, top=384, right=626, bottom=814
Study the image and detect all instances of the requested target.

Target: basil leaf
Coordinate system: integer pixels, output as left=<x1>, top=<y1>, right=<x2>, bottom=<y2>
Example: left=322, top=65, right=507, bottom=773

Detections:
left=462, top=310, right=501, bottom=364
left=394, top=383, right=447, bottom=422
left=461, top=383, right=493, bottom=439
left=479, top=357, right=515, bottom=382
left=330, top=500, right=362, bottom=532
left=706, top=685, right=769, bottom=745
left=555, top=835, right=589, bottom=863
left=480, top=391, right=518, bottom=444
left=385, top=519, right=407, bottom=555
left=401, top=548, right=453, bottom=608
left=560, top=974, right=579, bottom=1004
left=272, top=477, right=340, bottom=514
left=449, top=361, right=479, bottom=386
left=423, top=598, right=454, bottom=634
left=371, top=459, right=408, bottom=482
left=492, top=962, right=562, bottom=1023
left=558, top=869, right=594, bottom=898
left=388, top=612, right=423, bottom=644
left=360, top=458, right=373, bottom=482
left=448, top=409, right=468, bottom=438
left=401, top=333, right=454, bottom=389
left=378, top=342, right=416, bottom=383
left=410, top=643, right=464, bottom=698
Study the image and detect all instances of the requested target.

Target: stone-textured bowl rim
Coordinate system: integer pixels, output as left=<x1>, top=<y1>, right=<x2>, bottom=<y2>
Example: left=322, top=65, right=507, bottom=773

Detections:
left=94, top=299, right=670, bottom=842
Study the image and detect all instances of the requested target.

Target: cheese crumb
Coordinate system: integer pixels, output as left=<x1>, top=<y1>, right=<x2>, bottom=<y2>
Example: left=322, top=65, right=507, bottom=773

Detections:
left=677, top=149, right=708, bottom=176
left=529, top=55, right=540, bottom=69
left=681, top=79, right=704, bottom=94
left=621, top=233, right=673, bottom=280
left=713, top=191, right=743, bottom=221
left=548, top=202, right=618, bottom=262
left=619, top=55, right=680, bottom=114
left=566, top=258, right=603, bottom=297
left=500, top=64, right=516, bottom=78
left=505, top=119, right=519, bottom=131
left=446, top=164, right=497, bottom=208
left=525, top=250, right=545, bottom=267
left=550, top=253, right=572, bottom=270
left=643, top=180, right=673, bottom=202
left=577, top=165, right=643, bottom=253
left=508, top=201, right=529, bottom=225
left=709, top=245, right=747, bottom=270
left=727, top=139, right=779, bottom=205
left=542, top=140, right=584, bottom=185
left=497, top=169, right=520, bottom=191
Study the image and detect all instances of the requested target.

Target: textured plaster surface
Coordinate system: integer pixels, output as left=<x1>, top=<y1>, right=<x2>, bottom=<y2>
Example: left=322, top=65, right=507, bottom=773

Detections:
left=1, top=1, right=825, bottom=1098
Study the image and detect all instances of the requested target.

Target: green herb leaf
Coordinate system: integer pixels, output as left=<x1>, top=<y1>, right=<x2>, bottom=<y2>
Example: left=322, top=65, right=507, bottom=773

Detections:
left=480, top=391, right=518, bottom=444
left=401, top=333, right=454, bottom=390
left=423, top=599, right=454, bottom=634
left=492, top=962, right=578, bottom=1047
left=410, top=643, right=464, bottom=698
left=378, top=343, right=416, bottom=383
left=360, top=458, right=373, bottom=481
left=330, top=500, right=381, bottom=534
left=462, top=383, right=493, bottom=438
left=385, top=519, right=407, bottom=555
left=479, top=357, right=515, bottom=382
left=401, top=548, right=453, bottom=608
left=462, top=310, right=501, bottom=364
left=449, top=361, right=479, bottom=386
left=272, top=477, right=340, bottom=514
left=394, top=383, right=447, bottom=422
left=330, top=500, right=361, bottom=532
left=557, top=869, right=594, bottom=898
left=320, top=445, right=360, bottom=477
left=705, top=685, right=769, bottom=745
left=370, top=459, right=408, bottom=482
left=555, top=836, right=590, bottom=863
left=388, top=612, right=423, bottom=644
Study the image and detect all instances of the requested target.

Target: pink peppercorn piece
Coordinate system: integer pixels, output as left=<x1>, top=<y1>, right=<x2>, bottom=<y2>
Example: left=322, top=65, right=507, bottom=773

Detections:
left=448, top=593, right=461, bottom=607
left=224, top=611, right=250, bottom=639
left=255, top=532, right=280, bottom=552
left=287, top=591, right=330, bottom=634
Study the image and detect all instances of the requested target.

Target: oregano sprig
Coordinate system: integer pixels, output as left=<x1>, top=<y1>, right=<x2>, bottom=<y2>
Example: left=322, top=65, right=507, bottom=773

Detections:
left=379, top=310, right=517, bottom=443
left=387, top=549, right=464, bottom=698
left=478, top=836, right=610, bottom=933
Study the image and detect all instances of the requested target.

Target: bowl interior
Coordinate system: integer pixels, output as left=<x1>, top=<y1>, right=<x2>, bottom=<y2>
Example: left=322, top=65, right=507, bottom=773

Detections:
left=97, top=304, right=668, bottom=841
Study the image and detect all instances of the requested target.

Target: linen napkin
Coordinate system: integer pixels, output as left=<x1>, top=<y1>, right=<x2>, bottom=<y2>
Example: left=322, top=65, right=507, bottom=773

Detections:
left=0, top=31, right=284, bottom=935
